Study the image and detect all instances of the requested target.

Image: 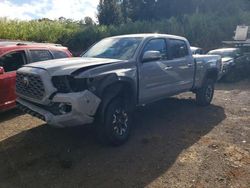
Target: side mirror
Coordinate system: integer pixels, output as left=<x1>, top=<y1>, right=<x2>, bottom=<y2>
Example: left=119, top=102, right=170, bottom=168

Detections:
left=142, top=51, right=161, bottom=62
left=0, top=67, right=4, bottom=74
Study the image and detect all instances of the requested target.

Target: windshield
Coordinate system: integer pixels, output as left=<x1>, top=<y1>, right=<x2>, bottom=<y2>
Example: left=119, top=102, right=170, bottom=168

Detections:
left=82, top=37, right=143, bottom=60
left=208, top=50, right=238, bottom=58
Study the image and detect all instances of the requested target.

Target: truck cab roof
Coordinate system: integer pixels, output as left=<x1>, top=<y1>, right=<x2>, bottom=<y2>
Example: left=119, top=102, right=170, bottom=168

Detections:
left=110, top=33, right=188, bottom=41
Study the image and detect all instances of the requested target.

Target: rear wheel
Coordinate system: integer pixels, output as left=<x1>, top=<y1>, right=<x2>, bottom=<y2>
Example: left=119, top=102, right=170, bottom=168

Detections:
left=196, top=79, right=215, bottom=106
left=96, top=97, right=132, bottom=146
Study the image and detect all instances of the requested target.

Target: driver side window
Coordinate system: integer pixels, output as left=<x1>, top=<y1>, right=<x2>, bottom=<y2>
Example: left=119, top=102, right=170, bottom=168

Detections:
left=143, top=39, right=168, bottom=59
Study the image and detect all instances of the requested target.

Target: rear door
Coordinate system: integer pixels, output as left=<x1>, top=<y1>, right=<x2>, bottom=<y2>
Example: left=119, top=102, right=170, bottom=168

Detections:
left=0, top=50, right=27, bottom=110
left=168, top=39, right=195, bottom=91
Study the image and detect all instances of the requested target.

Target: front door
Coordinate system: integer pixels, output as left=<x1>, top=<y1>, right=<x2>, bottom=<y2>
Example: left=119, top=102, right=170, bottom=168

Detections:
left=139, top=38, right=179, bottom=104
left=0, top=50, right=27, bottom=110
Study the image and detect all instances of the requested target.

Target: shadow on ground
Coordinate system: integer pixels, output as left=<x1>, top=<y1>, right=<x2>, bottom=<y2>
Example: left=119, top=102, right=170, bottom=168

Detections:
left=0, top=97, right=226, bottom=188
left=216, top=78, right=250, bottom=91
left=0, top=108, right=23, bottom=123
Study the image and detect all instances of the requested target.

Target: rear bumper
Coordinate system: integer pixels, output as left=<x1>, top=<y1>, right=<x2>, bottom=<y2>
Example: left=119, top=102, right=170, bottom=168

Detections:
left=17, top=90, right=101, bottom=128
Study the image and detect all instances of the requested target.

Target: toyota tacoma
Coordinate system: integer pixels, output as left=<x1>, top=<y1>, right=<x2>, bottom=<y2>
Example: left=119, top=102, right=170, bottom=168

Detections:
left=16, top=34, right=221, bottom=145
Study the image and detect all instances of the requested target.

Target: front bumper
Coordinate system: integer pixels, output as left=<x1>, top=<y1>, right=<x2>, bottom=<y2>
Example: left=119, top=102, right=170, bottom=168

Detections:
left=17, top=90, right=101, bottom=128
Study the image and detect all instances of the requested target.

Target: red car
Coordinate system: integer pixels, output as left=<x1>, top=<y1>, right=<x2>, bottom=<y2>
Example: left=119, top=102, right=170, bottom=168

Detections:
left=0, top=40, right=72, bottom=112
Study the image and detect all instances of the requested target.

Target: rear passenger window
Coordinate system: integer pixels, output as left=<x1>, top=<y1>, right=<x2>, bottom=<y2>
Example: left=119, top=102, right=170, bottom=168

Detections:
left=30, top=50, right=52, bottom=63
left=170, top=39, right=189, bottom=59
left=0, top=51, right=26, bottom=72
left=52, top=50, right=68, bottom=59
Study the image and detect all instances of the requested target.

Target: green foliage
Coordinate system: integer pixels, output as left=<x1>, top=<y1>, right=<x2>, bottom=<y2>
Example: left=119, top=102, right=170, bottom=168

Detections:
left=1, top=12, right=250, bottom=55
left=97, top=0, right=123, bottom=25
left=0, top=18, right=79, bottom=43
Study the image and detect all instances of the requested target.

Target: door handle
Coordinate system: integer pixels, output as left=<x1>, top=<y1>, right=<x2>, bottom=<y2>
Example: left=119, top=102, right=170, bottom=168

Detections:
left=187, top=63, right=193, bottom=67
left=164, top=66, right=173, bottom=70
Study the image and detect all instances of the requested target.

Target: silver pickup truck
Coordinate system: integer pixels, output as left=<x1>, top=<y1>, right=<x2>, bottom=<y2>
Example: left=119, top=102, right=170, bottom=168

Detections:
left=16, top=34, right=221, bottom=145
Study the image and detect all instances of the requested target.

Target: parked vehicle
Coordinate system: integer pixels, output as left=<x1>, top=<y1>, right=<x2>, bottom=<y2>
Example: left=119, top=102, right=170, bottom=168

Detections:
left=191, top=46, right=204, bottom=55
left=16, top=34, right=221, bottom=145
left=0, top=41, right=72, bottom=111
left=207, top=48, right=246, bottom=79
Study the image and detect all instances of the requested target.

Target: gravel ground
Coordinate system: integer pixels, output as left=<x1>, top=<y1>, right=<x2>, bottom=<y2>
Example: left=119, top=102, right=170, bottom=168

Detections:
left=0, top=79, right=249, bottom=188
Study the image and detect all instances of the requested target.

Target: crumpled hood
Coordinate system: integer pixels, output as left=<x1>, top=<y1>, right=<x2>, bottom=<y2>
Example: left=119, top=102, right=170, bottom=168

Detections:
left=24, top=57, right=122, bottom=76
left=222, top=57, right=233, bottom=63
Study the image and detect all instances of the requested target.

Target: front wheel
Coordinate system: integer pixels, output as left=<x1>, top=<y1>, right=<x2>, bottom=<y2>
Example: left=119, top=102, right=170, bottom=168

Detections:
left=196, top=79, right=215, bottom=106
left=96, top=98, right=132, bottom=146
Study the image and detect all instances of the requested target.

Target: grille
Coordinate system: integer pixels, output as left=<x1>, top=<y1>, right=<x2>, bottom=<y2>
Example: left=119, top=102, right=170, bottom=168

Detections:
left=16, top=72, right=45, bottom=100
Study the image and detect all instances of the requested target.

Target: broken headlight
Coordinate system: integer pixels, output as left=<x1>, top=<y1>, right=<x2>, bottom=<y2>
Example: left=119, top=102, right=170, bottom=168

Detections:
left=52, top=76, right=88, bottom=93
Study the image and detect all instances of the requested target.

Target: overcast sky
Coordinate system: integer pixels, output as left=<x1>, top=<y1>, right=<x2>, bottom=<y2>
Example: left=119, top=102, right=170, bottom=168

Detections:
left=0, top=0, right=99, bottom=21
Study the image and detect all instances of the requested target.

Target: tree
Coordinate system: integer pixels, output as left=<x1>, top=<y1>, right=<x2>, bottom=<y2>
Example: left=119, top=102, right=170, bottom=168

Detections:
left=128, top=0, right=158, bottom=21
left=97, top=0, right=123, bottom=25
left=84, top=16, right=95, bottom=26
left=121, top=0, right=132, bottom=23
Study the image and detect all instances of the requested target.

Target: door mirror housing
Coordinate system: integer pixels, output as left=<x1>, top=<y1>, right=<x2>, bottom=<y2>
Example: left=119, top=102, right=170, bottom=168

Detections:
left=142, top=51, right=161, bottom=62
left=0, top=66, right=5, bottom=74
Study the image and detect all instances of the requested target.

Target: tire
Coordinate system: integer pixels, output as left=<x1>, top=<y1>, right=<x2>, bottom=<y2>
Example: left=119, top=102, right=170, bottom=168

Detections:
left=196, top=79, right=215, bottom=106
left=96, top=97, right=132, bottom=146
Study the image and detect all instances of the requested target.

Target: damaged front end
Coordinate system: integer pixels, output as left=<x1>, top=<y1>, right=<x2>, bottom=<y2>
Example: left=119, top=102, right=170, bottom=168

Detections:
left=16, top=68, right=101, bottom=128
left=16, top=57, right=136, bottom=128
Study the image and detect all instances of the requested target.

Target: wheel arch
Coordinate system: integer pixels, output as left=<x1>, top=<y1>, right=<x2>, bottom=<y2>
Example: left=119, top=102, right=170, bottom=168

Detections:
left=203, top=68, right=219, bottom=84
left=96, top=77, right=137, bottom=123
